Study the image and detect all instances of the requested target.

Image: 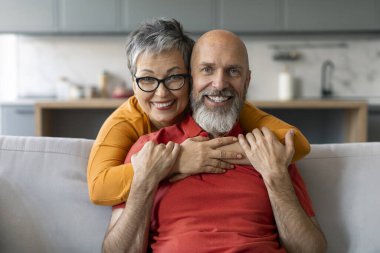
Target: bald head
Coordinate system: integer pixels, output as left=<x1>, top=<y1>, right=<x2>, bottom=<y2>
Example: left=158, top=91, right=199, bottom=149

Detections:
left=191, top=29, right=249, bottom=69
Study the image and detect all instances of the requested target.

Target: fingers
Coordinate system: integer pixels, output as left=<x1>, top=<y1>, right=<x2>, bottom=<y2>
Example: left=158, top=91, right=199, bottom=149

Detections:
left=252, top=128, right=264, bottom=144
left=210, top=149, right=243, bottom=160
left=261, top=127, right=275, bottom=141
left=165, top=141, right=181, bottom=158
left=189, top=136, right=209, bottom=142
left=169, top=164, right=228, bottom=182
left=285, top=129, right=295, bottom=155
left=238, top=134, right=251, bottom=152
left=209, top=136, right=238, bottom=148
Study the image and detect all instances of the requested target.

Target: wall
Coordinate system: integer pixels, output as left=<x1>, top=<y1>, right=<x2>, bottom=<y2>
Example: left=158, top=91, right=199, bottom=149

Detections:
left=0, top=34, right=380, bottom=101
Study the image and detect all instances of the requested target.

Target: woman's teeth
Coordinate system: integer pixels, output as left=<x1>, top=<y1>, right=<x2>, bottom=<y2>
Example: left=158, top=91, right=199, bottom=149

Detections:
left=153, top=101, right=174, bottom=108
left=207, top=96, right=230, bottom=103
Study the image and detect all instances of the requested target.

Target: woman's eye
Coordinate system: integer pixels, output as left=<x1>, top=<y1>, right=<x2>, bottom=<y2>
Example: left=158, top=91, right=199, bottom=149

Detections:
left=140, top=77, right=155, bottom=83
left=167, top=75, right=181, bottom=81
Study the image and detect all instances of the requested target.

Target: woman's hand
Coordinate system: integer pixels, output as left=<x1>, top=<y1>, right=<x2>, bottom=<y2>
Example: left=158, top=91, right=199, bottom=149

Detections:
left=238, top=127, right=295, bottom=182
left=169, top=136, right=243, bottom=182
left=131, top=141, right=180, bottom=188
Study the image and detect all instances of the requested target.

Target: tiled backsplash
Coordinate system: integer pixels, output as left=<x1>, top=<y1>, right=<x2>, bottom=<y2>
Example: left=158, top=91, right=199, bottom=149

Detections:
left=1, top=34, right=380, bottom=101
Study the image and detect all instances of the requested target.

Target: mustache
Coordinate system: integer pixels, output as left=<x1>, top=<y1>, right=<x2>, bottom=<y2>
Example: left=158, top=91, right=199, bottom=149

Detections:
left=199, top=88, right=235, bottom=97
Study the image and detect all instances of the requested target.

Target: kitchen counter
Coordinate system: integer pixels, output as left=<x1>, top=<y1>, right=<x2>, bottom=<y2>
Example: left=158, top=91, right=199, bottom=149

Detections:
left=34, top=98, right=368, bottom=142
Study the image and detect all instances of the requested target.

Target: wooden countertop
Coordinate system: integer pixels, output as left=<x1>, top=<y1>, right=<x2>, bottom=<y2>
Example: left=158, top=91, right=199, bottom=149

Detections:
left=34, top=98, right=368, bottom=142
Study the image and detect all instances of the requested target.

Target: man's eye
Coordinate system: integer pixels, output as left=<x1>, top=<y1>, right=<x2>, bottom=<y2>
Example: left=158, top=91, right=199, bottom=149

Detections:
left=229, top=68, right=240, bottom=76
left=201, top=67, right=212, bottom=74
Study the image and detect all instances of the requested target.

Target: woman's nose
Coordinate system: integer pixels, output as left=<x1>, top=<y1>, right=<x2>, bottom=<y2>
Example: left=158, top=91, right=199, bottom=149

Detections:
left=154, top=82, right=170, bottom=97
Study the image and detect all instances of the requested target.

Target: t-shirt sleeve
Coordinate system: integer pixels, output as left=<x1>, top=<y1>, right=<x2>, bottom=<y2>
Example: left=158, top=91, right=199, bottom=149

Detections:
left=288, top=163, right=315, bottom=217
left=239, top=101, right=311, bottom=162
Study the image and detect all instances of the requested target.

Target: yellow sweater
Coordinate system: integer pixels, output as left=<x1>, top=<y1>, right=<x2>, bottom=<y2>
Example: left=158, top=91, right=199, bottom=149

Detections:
left=87, top=96, right=310, bottom=205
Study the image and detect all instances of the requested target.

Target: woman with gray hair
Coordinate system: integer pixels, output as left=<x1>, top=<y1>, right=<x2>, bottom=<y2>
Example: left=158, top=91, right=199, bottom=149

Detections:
left=87, top=17, right=310, bottom=210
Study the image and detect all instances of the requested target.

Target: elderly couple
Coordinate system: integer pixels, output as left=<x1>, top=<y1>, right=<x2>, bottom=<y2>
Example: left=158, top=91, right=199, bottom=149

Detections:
left=87, top=18, right=327, bottom=252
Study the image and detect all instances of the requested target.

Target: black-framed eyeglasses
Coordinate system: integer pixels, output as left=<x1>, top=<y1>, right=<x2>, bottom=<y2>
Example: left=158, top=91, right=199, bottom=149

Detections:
left=134, top=73, right=190, bottom=92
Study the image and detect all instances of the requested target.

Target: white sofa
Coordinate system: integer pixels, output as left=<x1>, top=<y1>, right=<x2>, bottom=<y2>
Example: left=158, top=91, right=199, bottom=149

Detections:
left=0, top=135, right=379, bottom=253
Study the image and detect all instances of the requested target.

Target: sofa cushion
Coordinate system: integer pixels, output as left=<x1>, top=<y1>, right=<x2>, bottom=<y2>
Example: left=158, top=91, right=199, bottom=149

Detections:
left=0, top=136, right=110, bottom=253
left=298, top=142, right=380, bottom=253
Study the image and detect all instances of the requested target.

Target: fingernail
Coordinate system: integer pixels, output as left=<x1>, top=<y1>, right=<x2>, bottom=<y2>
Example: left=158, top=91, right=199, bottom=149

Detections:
left=237, top=154, right=243, bottom=159
left=230, top=165, right=234, bottom=169
left=232, top=137, right=237, bottom=141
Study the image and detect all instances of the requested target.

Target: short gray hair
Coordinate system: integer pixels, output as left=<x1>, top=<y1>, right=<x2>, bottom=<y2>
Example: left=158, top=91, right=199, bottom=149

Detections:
left=126, top=17, right=195, bottom=75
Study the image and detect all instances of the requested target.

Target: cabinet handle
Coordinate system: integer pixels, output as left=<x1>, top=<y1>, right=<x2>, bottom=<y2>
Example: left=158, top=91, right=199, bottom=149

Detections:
left=15, top=109, right=34, bottom=114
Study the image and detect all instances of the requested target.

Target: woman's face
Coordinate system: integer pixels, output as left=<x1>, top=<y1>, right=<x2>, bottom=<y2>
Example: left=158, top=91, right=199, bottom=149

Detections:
left=133, top=50, right=190, bottom=129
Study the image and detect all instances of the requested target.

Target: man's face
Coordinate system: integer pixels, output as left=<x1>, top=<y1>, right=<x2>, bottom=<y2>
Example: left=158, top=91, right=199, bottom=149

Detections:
left=190, top=32, right=250, bottom=136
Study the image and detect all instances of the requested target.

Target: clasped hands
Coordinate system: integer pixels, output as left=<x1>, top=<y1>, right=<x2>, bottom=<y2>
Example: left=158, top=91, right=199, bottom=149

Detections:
left=131, top=127, right=295, bottom=186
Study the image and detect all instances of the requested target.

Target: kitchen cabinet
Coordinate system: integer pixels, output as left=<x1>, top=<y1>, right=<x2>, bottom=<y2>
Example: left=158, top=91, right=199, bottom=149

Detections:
left=285, top=0, right=380, bottom=32
left=0, top=0, right=57, bottom=32
left=0, top=105, right=35, bottom=136
left=368, top=106, right=380, bottom=142
left=121, top=0, right=216, bottom=32
left=219, top=0, right=282, bottom=32
left=59, top=0, right=120, bottom=32
left=1, top=0, right=380, bottom=34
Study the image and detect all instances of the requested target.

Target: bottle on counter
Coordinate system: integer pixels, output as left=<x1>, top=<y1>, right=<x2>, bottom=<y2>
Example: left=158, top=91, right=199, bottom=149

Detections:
left=99, top=70, right=109, bottom=98
left=278, top=66, right=295, bottom=101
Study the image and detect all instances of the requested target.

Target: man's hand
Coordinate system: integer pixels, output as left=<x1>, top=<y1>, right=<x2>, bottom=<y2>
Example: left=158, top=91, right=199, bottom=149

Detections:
left=170, top=136, right=243, bottom=182
left=238, top=127, right=295, bottom=181
left=131, top=141, right=180, bottom=188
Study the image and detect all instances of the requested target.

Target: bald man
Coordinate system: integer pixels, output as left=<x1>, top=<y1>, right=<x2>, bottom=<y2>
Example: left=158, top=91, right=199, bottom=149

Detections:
left=103, top=30, right=327, bottom=253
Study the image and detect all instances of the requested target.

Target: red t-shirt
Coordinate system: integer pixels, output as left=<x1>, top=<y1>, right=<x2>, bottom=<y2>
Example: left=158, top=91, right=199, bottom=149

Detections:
left=115, top=115, right=315, bottom=252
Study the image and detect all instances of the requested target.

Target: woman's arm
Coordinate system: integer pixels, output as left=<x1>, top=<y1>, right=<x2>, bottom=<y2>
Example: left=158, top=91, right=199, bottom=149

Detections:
left=239, top=101, right=310, bottom=162
left=88, top=97, right=244, bottom=204
left=87, top=97, right=153, bottom=206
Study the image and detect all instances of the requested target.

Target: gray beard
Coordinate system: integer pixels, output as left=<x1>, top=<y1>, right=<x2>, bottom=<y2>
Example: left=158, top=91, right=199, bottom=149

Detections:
left=191, top=88, right=244, bottom=137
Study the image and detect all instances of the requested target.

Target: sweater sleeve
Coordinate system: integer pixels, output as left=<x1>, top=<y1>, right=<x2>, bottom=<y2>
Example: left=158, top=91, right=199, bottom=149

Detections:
left=239, top=101, right=310, bottom=162
left=87, top=96, right=152, bottom=206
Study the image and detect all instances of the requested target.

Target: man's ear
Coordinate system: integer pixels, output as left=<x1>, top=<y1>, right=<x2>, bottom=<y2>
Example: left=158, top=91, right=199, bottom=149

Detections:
left=245, top=70, right=251, bottom=89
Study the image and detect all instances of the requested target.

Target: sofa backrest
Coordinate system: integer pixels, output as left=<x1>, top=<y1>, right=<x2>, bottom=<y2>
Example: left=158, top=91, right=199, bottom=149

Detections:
left=298, top=142, right=380, bottom=253
left=0, top=136, right=110, bottom=253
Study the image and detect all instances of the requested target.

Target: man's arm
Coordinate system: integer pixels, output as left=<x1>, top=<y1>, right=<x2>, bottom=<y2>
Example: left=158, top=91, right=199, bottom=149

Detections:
left=103, top=141, right=181, bottom=253
left=103, top=182, right=156, bottom=253
left=238, top=127, right=327, bottom=253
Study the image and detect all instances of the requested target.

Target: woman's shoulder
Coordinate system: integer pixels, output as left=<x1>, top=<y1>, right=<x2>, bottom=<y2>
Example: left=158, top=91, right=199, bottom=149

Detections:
left=99, top=96, right=151, bottom=138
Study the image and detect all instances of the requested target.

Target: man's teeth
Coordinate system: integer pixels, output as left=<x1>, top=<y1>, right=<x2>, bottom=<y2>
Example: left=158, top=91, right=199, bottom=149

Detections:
left=207, top=96, right=229, bottom=103
left=153, top=101, right=174, bottom=108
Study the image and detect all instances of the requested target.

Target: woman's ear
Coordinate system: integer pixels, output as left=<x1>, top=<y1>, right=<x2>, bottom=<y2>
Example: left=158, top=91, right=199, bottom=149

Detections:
left=131, top=78, right=137, bottom=92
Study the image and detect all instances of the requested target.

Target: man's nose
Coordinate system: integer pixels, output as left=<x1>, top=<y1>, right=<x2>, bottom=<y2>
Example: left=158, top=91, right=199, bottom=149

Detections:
left=212, top=70, right=228, bottom=90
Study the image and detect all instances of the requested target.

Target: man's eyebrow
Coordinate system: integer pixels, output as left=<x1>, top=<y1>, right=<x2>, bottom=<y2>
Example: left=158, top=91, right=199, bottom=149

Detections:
left=198, top=62, right=215, bottom=67
left=227, top=64, right=243, bottom=69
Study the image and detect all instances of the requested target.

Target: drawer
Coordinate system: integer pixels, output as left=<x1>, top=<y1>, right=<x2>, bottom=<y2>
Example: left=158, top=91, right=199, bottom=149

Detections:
left=1, top=105, right=35, bottom=136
